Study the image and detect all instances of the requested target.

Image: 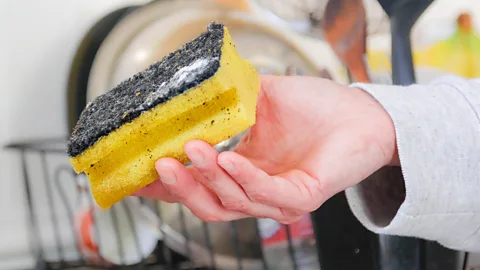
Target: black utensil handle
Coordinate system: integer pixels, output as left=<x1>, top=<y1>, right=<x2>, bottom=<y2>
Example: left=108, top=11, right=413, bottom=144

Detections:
left=385, top=2, right=465, bottom=270
left=388, top=4, right=430, bottom=266
left=389, top=0, right=435, bottom=86
left=390, top=18, right=416, bottom=85
left=311, top=192, right=380, bottom=270
left=388, top=1, right=430, bottom=85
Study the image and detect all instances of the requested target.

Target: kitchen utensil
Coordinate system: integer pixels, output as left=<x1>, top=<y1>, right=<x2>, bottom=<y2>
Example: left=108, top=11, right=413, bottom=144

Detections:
left=321, top=0, right=370, bottom=83
left=376, top=0, right=434, bottom=85
left=311, top=190, right=381, bottom=270
left=373, top=2, right=429, bottom=268
left=374, top=1, right=464, bottom=270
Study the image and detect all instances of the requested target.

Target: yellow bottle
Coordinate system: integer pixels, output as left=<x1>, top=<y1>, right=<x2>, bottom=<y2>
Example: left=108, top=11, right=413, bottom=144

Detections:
left=415, top=13, right=480, bottom=78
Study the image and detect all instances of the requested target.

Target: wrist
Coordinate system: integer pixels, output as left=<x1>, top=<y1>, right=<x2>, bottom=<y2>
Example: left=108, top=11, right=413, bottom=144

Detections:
left=351, top=86, right=400, bottom=167
left=375, top=99, right=400, bottom=167
left=387, top=140, right=400, bottom=166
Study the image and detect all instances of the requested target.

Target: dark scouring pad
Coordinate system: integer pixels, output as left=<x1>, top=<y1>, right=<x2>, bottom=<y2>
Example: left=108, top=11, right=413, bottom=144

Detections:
left=67, top=22, right=224, bottom=157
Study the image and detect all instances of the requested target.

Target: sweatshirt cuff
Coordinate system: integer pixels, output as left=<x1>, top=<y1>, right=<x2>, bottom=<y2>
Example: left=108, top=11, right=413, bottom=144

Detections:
left=344, top=77, right=480, bottom=251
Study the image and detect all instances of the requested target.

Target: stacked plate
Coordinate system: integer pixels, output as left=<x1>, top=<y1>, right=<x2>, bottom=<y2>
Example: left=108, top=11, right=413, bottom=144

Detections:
left=67, top=0, right=342, bottom=268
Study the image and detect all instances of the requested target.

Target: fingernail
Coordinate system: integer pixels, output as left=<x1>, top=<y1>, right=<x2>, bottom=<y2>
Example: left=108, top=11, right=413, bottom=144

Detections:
left=187, top=148, right=205, bottom=167
left=158, top=168, right=176, bottom=184
left=219, top=160, right=236, bottom=174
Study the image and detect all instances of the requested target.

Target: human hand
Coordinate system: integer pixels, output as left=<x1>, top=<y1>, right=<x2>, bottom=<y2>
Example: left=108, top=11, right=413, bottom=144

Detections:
left=134, top=75, right=398, bottom=224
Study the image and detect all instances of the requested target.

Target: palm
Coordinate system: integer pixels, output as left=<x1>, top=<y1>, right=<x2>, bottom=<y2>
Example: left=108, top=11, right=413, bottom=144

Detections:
left=235, top=76, right=394, bottom=193
left=235, top=76, right=328, bottom=174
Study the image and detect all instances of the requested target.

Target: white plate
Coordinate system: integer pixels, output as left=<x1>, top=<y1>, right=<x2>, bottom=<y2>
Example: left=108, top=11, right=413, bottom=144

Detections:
left=83, top=1, right=342, bottom=268
left=75, top=197, right=161, bottom=266
left=93, top=198, right=160, bottom=265
left=86, top=0, right=340, bottom=101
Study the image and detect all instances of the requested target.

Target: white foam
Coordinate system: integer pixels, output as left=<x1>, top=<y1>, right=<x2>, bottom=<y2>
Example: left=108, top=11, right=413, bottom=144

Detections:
left=136, top=57, right=217, bottom=111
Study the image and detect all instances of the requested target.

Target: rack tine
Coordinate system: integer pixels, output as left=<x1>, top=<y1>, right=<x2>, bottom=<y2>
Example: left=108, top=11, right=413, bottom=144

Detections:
left=285, top=225, right=298, bottom=270
left=21, top=150, right=44, bottom=261
left=84, top=181, right=106, bottom=267
left=178, top=204, right=192, bottom=266
left=40, top=152, right=64, bottom=266
left=230, top=221, right=243, bottom=270
left=153, top=202, right=174, bottom=268
left=202, top=222, right=216, bottom=268
left=53, top=166, right=85, bottom=265
left=122, top=199, right=146, bottom=269
left=254, top=220, right=269, bottom=270
left=110, top=204, right=126, bottom=266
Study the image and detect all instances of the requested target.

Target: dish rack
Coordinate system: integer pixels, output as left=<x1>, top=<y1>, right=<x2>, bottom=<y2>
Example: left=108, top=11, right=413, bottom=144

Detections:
left=5, top=138, right=323, bottom=270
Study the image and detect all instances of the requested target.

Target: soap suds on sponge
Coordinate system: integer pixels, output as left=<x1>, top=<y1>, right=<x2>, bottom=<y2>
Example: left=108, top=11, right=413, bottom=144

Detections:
left=136, top=57, right=219, bottom=112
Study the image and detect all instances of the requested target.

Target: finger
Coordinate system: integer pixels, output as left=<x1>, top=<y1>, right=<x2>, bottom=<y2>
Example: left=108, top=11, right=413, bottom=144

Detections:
left=132, top=179, right=177, bottom=203
left=155, top=158, right=248, bottom=222
left=184, top=140, right=299, bottom=222
left=218, top=151, right=323, bottom=212
left=185, top=140, right=249, bottom=201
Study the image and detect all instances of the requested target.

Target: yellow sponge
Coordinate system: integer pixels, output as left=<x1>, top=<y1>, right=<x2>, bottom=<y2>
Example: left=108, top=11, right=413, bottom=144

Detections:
left=67, top=22, right=260, bottom=209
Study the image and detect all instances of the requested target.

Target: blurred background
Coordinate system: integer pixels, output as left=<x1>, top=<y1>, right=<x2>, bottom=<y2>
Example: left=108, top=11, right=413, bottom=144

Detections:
left=2, top=0, right=480, bottom=269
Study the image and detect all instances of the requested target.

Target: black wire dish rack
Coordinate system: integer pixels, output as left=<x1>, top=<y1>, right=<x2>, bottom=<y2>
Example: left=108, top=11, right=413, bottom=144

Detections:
left=5, top=138, right=329, bottom=270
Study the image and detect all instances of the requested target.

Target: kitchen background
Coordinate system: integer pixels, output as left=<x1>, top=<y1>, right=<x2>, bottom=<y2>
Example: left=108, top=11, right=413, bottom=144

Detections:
left=2, top=0, right=480, bottom=269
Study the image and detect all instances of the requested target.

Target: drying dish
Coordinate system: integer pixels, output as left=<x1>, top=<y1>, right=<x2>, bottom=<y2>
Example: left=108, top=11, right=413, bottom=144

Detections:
left=72, top=0, right=338, bottom=268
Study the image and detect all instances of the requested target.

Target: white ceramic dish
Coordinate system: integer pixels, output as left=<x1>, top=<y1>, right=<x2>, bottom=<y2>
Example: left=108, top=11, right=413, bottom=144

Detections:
left=84, top=1, right=341, bottom=268
left=86, top=0, right=338, bottom=101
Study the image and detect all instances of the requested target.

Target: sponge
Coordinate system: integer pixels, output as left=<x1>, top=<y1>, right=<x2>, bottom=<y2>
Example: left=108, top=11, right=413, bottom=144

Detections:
left=67, top=22, right=260, bottom=209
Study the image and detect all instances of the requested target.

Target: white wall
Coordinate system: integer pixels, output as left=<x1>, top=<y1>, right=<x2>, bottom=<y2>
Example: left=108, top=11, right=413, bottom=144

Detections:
left=1, top=1, right=149, bottom=269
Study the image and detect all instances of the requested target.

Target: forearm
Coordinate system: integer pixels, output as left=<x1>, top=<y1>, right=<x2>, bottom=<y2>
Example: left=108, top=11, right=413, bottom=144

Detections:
left=345, top=76, right=480, bottom=252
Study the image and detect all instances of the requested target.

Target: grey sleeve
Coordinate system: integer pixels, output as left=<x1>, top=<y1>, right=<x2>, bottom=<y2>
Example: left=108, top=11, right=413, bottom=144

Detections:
left=345, top=76, right=480, bottom=252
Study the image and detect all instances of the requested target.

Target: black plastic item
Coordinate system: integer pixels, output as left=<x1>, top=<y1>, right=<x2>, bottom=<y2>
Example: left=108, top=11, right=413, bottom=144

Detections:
left=377, top=0, right=434, bottom=85
left=377, top=0, right=463, bottom=269
left=377, top=0, right=463, bottom=270
left=66, top=6, right=138, bottom=132
left=311, top=192, right=380, bottom=270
